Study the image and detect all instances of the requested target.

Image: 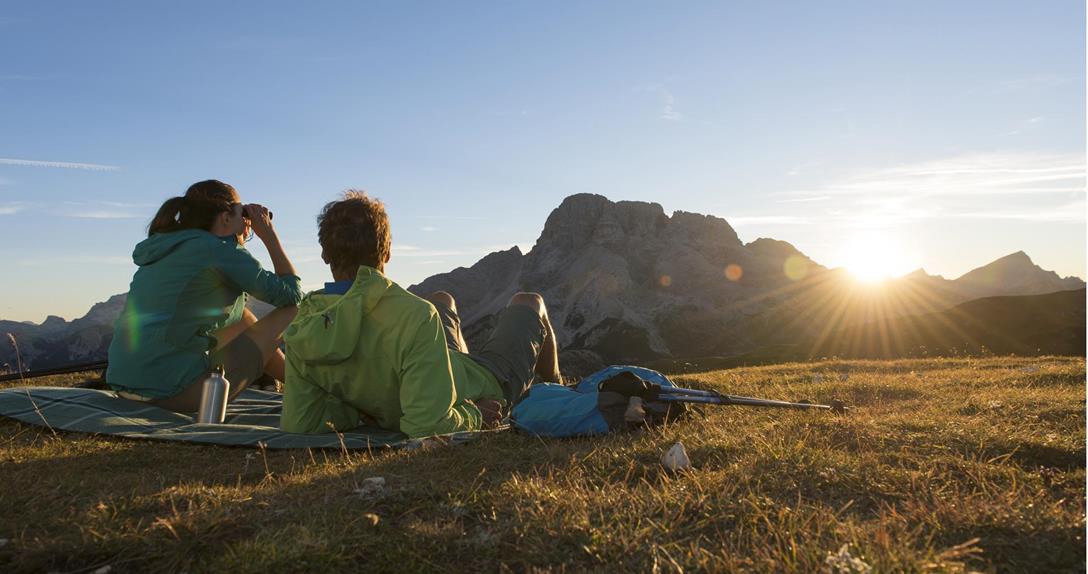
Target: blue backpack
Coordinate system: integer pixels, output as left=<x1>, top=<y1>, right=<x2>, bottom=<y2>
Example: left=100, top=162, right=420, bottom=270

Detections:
left=510, top=365, right=687, bottom=437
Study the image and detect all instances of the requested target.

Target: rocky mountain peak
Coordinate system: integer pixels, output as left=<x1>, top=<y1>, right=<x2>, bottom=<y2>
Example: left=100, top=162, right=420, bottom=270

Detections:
left=745, top=238, right=805, bottom=260
left=955, top=251, right=1084, bottom=296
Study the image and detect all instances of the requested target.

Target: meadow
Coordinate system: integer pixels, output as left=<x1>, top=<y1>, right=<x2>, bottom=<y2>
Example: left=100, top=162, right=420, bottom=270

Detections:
left=1, top=356, right=1084, bottom=573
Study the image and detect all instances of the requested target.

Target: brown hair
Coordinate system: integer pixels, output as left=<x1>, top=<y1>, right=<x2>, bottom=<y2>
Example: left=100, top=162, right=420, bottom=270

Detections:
left=317, top=190, right=392, bottom=276
left=147, top=180, right=240, bottom=236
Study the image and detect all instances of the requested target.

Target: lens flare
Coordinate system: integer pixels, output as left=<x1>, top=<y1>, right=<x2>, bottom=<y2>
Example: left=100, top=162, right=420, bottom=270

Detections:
left=659, top=275, right=673, bottom=287
left=784, top=255, right=809, bottom=281
left=724, top=264, right=743, bottom=282
left=124, top=303, right=141, bottom=352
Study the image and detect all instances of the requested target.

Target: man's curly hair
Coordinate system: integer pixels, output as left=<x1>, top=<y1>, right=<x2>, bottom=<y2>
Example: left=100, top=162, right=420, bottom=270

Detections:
left=317, top=190, right=392, bottom=275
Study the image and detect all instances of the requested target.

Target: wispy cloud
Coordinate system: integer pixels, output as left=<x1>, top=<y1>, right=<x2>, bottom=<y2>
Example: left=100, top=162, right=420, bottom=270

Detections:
left=393, top=245, right=472, bottom=258
left=0, top=202, right=24, bottom=215
left=775, top=195, right=830, bottom=204
left=0, top=158, right=121, bottom=172
left=17, top=255, right=132, bottom=267
left=63, top=210, right=142, bottom=219
left=780, top=152, right=1085, bottom=199
left=744, top=152, right=1087, bottom=228
left=635, top=84, right=683, bottom=121
left=786, top=161, right=824, bottom=177
left=728, top=215, right=814, bottom=226
left=417, top=215, right=487, bottom=221
left=660, top=91, right=681, bottom=121
left=420, top=226, right=438, bottom=232
left=57, top=200, right=148, bottom=219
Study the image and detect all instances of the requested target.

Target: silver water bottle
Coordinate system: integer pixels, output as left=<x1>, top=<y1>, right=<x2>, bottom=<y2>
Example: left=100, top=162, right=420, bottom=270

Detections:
left=196, top=365, right=230, bottom=424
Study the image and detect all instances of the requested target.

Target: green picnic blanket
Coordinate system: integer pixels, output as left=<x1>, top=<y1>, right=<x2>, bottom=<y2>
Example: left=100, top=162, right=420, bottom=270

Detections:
left=0, top=386, right=484, bottom=449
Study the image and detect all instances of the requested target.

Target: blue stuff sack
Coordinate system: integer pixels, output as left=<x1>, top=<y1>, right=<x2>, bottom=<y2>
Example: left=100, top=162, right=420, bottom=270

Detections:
left=510, top=365, right=682, bottom=438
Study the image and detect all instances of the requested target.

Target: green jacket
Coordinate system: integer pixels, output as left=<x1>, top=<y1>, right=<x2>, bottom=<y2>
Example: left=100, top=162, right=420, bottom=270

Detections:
left=107, top=230, right=303, bottom=398
left=281, top=266, right=502, bottom=438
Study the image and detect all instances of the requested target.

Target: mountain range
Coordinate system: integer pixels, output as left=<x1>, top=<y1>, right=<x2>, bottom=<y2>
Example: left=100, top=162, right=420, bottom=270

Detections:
left=1, top=193, right=1084, bottom=374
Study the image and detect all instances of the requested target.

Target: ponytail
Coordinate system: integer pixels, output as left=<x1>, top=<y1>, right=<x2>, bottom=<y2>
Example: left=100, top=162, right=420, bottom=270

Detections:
left=146, top=180, right=239, bottom=237
left=147, top=196, right=187, bottom=236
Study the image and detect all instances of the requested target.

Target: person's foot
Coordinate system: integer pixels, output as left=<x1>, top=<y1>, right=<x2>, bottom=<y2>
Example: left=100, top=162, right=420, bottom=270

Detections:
left=252, top=373, right=281, bottom=392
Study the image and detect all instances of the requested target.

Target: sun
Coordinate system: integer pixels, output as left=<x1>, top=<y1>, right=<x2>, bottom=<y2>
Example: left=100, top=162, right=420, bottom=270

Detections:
left=839, top=232, right=909, bottom=284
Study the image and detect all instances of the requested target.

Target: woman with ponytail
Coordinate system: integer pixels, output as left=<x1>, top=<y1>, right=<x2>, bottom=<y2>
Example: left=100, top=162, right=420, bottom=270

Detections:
left=106, top=180, right=304, bottom=412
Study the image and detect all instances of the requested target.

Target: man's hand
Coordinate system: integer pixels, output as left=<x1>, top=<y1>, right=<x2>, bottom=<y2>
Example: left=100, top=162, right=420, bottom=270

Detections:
left=244, top=203, right=275, bottom=242
left=473, top=399, right=504, bottom=428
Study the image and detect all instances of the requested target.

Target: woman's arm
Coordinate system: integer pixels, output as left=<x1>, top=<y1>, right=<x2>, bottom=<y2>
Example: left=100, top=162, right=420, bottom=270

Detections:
left=246, top=203, right=296, bottom=277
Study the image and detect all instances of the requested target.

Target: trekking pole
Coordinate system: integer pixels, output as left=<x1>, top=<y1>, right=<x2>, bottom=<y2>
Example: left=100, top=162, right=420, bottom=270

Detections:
left=0, top=360, right=108, bottom=383
left=650, top=385, right=849, bottom=413
left=597, top=372, right=849, bottom=413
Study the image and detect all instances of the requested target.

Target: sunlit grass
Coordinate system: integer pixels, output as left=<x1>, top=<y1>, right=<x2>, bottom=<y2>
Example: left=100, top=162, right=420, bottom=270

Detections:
left=0, top=357, right=1084, bottom=572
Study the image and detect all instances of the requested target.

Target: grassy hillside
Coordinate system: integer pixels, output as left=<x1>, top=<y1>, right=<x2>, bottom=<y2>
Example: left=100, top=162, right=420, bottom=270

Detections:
left=808, top=289, right=1086, bottom=359
left=1, top=357, right=1084, bottom=573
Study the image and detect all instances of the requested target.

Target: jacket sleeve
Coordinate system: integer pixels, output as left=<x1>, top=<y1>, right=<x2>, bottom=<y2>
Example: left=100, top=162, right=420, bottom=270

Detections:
left=281, top=350, right=360, bottom=434
left=214, top=243, right=304, bottom=307
left=397, top=312, right=482, bottom=438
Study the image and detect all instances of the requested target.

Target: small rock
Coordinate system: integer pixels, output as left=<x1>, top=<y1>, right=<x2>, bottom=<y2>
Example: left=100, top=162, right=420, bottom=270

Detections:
left=354, top=476, right=387, bottom=499
left=93, top=567, right=112, bottom=574
left=661, top=441, right=691, bottom=471
left=824, top=543, right=872, bottom=574
left=362, top=513, right=380, bottom=526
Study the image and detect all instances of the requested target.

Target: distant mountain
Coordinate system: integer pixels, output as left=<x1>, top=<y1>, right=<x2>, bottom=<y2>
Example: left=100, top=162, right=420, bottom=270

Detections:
left=953, top=251, right=1085, bottom=296
left=0, top=294, right=272, bottom=373
left=411, top=194, right=1085, bottom=373
left=0, top=294, right=126, bottom=372
left=805, top=288, right=1086, bottom=359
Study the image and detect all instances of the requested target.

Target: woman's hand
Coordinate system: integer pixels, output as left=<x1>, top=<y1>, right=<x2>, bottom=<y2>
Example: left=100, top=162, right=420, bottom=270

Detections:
left=244, top=203, right=275, bottom=242
left=244, top=203, right=296, bottom=277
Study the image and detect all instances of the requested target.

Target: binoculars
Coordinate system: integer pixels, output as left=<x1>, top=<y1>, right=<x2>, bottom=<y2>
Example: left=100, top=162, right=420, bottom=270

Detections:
left=242, top=206, right=273, bottom=220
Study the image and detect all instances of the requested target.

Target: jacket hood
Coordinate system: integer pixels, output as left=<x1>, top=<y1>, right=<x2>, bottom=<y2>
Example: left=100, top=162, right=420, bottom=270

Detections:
left=133, top=229, right=221, bottom=266
left=285, top=266, right=392, bottom=364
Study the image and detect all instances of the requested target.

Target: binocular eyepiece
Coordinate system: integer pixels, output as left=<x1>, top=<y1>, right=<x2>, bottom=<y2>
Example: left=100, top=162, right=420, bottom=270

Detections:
left=241, top=206, right=273, bottom=220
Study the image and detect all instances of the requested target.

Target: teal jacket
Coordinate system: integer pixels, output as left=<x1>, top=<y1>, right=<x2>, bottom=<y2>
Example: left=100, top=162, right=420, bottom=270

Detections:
left=106, top=229, right=303, bottom=398
left=282, top=266, right=501, bottom=438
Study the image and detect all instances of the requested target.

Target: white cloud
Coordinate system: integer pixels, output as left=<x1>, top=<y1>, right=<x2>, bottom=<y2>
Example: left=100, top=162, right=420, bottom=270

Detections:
left=635, top=84, right=683, bottom=121
left=782, top=152, right=1085, bottom=199
left=57, top=201, right=148, bottom=219
left=764, top=152, right=1086, bottom=226
left=0, top=203, right=23, bottom=215
left=18, top=255, right=131, bottom=267
left=660, top=91, right=682, bottom=121
left=728, top=215, right=813, bottom=226
left=417, top=215, right=486, bottom=221
left=63, top=210, right=142, bottom=219
left=0, top=158, right=121, bottom=171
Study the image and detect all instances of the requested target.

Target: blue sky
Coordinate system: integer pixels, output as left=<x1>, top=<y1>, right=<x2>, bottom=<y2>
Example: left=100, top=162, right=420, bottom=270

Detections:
left=1, top=1, right=1084, bottom=322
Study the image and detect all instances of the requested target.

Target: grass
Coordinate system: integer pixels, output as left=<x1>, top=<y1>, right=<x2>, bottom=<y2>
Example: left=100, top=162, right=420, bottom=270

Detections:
left=0, top=356, right=1084, bottom=573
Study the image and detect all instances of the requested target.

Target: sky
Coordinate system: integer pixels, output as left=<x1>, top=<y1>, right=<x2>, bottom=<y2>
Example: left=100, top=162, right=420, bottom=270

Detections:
left=0, top=1, right=1084, bottom=322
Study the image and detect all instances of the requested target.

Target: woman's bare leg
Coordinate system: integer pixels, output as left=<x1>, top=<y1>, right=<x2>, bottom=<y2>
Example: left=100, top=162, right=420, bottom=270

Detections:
left=240, top=306, right=297, bottom=382
left=213, top=307, right=257, bottom=348
left=213, top=307, right=292, bottom=381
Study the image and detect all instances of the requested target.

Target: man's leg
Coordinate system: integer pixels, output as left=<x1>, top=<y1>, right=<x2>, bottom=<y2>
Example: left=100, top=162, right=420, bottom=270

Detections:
left=426, top=291, right=470, bottom=354
left=507, top=292, right=561, bottom=384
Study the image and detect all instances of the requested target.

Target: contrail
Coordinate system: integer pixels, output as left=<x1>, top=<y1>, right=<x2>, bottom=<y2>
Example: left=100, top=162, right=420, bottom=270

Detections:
left=0, top=158, right=120, bottom=171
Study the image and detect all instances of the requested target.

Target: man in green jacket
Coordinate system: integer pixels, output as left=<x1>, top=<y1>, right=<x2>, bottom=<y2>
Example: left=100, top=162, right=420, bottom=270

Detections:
left=281, top=191, right=562, bottom=438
